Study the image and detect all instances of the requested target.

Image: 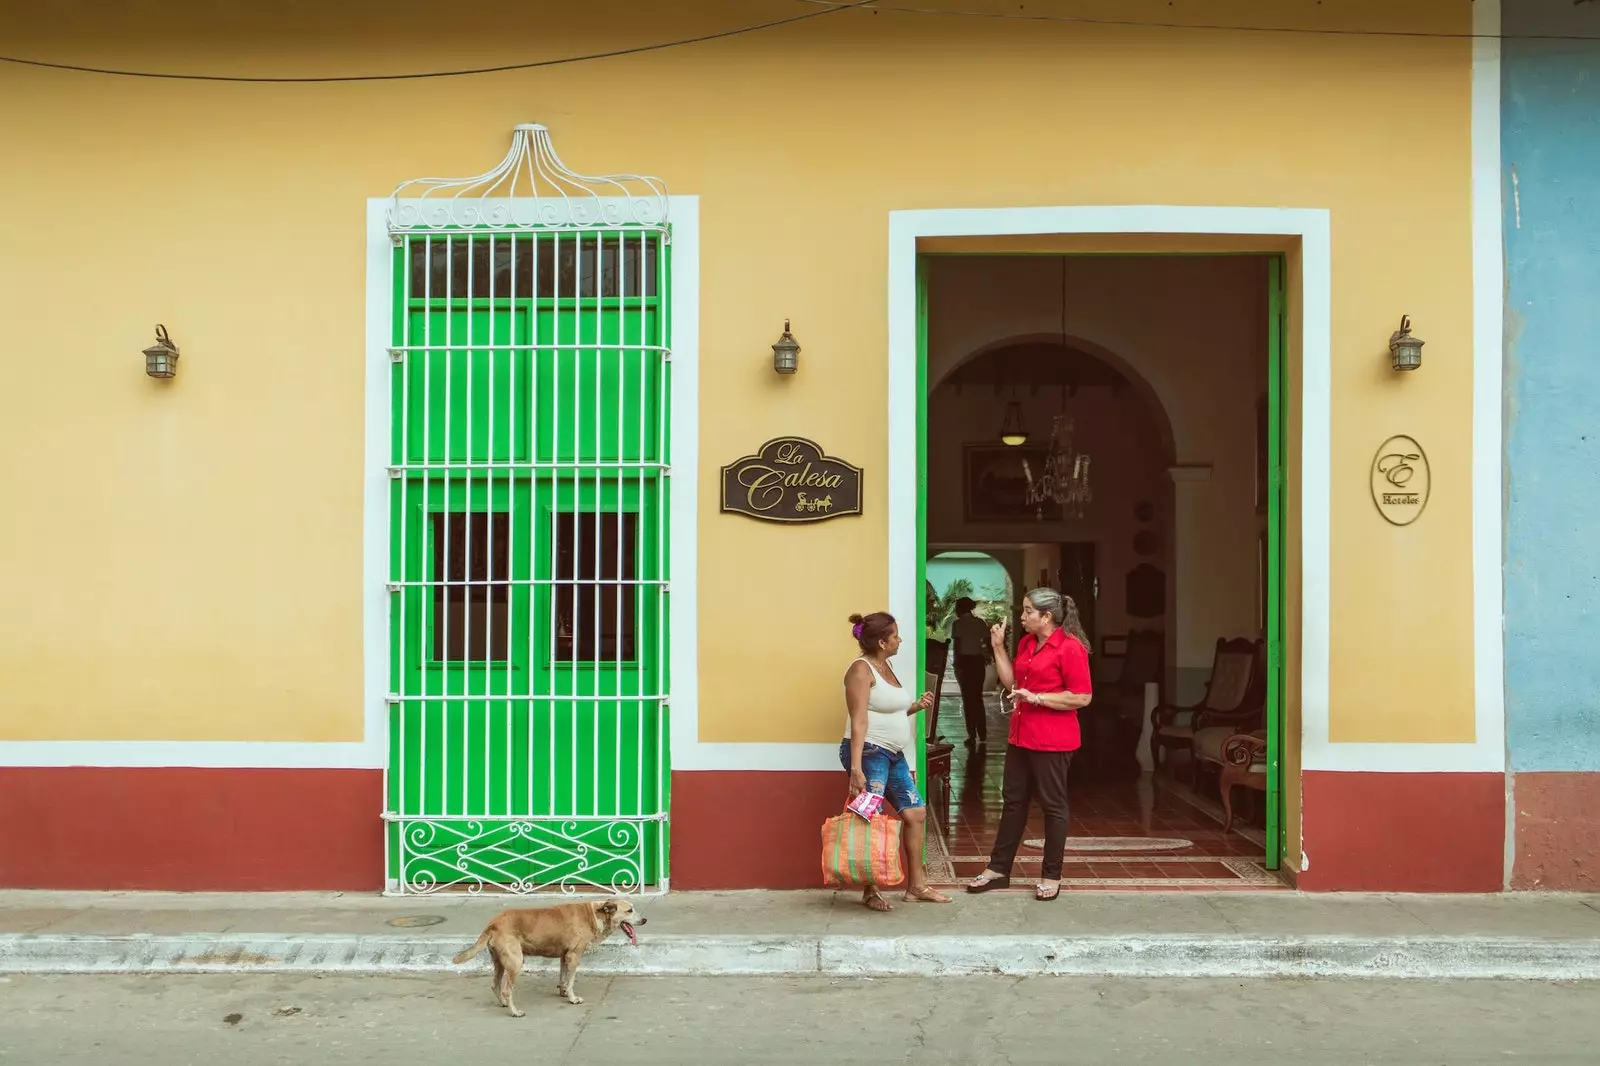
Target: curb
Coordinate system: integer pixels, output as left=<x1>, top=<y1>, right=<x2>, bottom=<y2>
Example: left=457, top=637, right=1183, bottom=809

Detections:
left=5, top=933, right=1600, bottom=980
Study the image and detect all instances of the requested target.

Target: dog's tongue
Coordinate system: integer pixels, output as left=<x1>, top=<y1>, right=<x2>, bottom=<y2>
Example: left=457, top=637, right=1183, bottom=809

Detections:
left=621, top=921, right=637, bottom=946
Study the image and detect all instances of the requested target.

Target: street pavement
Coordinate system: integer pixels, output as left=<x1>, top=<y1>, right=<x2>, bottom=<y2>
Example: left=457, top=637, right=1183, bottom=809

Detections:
left=1, top=972, right=1595, bottom=1064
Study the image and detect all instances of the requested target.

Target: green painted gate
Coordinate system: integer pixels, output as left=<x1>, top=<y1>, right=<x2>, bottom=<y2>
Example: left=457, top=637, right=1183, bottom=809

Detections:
left=384, top=229, right=671, bottom=894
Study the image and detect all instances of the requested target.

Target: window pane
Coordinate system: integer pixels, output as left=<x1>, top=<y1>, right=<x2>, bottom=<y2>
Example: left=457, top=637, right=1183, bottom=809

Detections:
left=408, top=235, right=659, bottom=301
left=553, top=512, right=638, bottom=661
left=430, top=512, right=510, bottom=661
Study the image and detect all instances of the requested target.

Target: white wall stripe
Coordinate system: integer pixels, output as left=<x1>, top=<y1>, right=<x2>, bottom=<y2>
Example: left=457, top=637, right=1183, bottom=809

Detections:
left=1472, top=0, right=1509, bottom=773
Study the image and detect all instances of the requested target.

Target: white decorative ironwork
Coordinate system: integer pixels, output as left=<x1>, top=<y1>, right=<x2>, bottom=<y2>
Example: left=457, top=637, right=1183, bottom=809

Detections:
left=390, top=816, right=663, bottom=896
left=1023, top=414, right=1092, bottom=519
left=388, top=123, right=669, bottom=234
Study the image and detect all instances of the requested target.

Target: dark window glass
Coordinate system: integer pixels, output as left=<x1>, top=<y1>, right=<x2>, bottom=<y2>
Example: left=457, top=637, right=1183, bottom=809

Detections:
left=408, top=234, right=659, bottom=300
left=554, top=512, right=637, bottom=662
left=430, top=512, right=510, bottom=661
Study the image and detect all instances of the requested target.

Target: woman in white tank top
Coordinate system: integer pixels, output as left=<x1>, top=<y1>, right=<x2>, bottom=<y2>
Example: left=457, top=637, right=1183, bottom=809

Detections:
left=841, top=611, right=953, bottom=910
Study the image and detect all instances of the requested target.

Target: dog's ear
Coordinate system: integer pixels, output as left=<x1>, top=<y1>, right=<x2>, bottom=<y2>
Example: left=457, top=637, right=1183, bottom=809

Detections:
left=599, top=900, right=619, bottom=916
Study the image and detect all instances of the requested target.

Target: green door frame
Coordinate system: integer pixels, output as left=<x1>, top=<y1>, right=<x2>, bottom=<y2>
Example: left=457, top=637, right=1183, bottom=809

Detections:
left=1264, top=256, right=1286, bottom=871
left=913, top=250, right=1287, bottom=872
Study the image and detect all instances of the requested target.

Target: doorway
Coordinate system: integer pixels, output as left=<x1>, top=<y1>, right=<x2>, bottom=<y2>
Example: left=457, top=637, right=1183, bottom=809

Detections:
left=914, top=250, right=1287, bottom=889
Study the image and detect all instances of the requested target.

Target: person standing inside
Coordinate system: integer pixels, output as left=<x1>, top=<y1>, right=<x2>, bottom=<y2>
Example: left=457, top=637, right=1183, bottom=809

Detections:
left=965, top=589, right=1092, bottom=902
left=949, top=597, right=991, bottom=752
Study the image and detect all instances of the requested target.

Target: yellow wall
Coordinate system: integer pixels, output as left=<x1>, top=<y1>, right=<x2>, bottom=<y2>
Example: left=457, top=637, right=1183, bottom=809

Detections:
left=0, top=0, right=1475, bottom=756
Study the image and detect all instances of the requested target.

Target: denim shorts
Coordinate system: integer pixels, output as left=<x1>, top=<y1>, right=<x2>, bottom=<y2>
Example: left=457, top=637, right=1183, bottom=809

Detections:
left=839, top=739, right=923, bottom=811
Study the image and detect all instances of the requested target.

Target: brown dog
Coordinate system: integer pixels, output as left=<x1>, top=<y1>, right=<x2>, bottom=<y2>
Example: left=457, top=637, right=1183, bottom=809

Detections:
left=452, top=899, right=644, bottom=1015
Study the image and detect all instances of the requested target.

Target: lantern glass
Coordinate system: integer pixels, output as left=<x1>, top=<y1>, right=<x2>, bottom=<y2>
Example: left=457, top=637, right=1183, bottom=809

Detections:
left=1387, top=316, right=1423, bottom=372
left=772, top=320, right=800, bottom=375
left=144, top=345, right=178, bottom=378
left=143, top=325, right=179, bottom=379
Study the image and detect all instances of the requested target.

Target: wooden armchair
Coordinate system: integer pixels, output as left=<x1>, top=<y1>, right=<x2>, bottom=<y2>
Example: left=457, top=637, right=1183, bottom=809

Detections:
left=1219, top=730, right=1268, bottom=832
left=1191, top=641, right=1266, bottom=783
left=1149, top=638, right=1260, bottom=779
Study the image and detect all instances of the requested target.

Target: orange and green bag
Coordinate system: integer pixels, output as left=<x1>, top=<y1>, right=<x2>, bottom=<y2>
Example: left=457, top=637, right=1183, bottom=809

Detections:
left=820, top=810, right=904, bottom=888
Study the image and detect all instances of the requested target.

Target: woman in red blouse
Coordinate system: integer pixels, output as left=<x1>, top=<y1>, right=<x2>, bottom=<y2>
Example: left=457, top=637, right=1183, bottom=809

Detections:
left=966, top=588, right=1093, bottom=902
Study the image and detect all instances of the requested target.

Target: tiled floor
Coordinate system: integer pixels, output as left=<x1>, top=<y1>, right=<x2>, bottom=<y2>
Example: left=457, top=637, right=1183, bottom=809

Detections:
left=926, top=682, right=1284, bottom=891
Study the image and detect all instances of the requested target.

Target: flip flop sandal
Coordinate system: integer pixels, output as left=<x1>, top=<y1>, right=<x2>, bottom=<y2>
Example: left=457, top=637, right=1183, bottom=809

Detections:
left=1035, top=883, right=1062, bottom=902
left=965, top=874, right=1011, bottom=894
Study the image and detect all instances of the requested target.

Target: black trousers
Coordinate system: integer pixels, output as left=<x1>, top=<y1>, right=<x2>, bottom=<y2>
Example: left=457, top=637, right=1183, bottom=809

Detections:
left=987, top=747, right=1073, bottom=881
left=953, top=654, right=988, bottom=744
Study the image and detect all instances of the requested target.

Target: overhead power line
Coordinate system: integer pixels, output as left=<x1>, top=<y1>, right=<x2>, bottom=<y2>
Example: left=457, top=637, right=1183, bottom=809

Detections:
left=0, top=0, right=875, bottom=83
left=3, top=0, right=1597, bottom=83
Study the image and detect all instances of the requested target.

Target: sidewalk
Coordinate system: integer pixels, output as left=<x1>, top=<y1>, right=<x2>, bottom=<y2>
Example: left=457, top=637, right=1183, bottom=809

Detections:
left=4, top=889, right=1600, bottom=979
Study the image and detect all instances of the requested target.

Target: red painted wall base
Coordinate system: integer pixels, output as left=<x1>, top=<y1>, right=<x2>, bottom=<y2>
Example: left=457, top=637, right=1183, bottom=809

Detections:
left=1299, top=770, right=1505, bottom=891
left=1511, top=772, right=1600, bottom=891
left=671, top=770, right=844, bottom=889
left=0, top=767, right=383, bottom=891
left=0, top=765, right=1534, bottom=893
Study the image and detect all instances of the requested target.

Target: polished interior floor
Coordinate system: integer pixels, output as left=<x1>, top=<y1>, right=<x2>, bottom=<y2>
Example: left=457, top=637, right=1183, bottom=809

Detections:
left=924, top=679, right=1282, bottom=891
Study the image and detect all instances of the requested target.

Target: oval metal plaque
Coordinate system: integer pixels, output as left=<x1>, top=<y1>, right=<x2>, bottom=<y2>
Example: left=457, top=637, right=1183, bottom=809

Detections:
left=720, top=437, right=863, bottom=523
left=1370, top=434, right=1429, bottom=526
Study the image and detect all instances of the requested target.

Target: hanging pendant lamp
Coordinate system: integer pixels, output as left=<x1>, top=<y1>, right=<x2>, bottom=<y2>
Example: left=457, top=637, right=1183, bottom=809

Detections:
left=998, top=400, right=1029, bottom=446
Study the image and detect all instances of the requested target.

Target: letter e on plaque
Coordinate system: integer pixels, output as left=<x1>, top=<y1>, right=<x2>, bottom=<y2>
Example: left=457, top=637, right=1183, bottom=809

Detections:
left=1370, top=434, right=1429, bottom=527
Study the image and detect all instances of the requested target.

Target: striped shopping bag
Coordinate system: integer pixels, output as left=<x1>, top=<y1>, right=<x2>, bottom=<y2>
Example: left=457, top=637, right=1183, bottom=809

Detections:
left=820, top=811, right=904, bottom=888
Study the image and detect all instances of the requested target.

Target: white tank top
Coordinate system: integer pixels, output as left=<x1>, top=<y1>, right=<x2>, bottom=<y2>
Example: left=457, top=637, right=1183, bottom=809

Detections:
left=842, top=657, right=914, bottom=754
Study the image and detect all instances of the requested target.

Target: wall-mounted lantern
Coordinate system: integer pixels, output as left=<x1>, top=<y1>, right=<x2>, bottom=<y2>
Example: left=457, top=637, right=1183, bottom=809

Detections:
left=998, top=401, right=1029, bottom=447
left=1388, top=315, right=1424, bottom=372
left=143, top=324, right=180, bottom=379
left=772, top=320, right=800, bottom=375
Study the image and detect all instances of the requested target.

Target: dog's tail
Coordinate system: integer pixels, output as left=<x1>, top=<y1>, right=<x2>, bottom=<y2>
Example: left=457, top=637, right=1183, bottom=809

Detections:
left=452, top=930, right=492, bottom=965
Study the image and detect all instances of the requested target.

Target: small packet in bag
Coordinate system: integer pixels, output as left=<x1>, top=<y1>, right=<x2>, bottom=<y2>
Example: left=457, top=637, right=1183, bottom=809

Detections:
left=847, top=790, right=884, bottom=820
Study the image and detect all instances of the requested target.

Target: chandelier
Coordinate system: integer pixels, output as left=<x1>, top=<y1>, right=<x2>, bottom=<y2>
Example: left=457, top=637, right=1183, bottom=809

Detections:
left=1017, top=256, right=1093, bottom=520
left=1023, top=413, right=1092, bottom=519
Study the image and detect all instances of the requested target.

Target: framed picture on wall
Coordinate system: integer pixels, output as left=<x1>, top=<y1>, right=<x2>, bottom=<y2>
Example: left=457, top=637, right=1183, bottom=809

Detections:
left=963, top=444, right=1062, bottom=523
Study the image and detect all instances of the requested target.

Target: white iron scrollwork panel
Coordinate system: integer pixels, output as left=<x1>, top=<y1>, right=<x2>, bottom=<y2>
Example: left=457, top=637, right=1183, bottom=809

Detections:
left=388, top=123, right=669, bottom=234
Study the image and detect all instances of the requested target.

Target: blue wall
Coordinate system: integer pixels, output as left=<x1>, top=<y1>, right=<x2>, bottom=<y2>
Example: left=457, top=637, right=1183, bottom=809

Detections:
left=1503, top=1, right=1600, bottom=771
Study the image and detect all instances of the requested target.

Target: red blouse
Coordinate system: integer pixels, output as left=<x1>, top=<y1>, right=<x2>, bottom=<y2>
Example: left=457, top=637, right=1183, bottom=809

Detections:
left=1008, top=628, right=1092, bottom=752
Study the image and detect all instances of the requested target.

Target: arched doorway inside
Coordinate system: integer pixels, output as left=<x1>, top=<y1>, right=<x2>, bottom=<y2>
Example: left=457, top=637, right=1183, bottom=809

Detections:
left=921, top=252, right=1279, bottom=891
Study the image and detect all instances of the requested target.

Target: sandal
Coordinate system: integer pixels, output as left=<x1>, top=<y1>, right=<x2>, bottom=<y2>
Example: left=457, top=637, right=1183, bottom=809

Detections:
left=1035, top=881, right=1061, bottom=902
left=965, top=871, right=1011, bottom=894
left=862, top=887, right=893, bottom=912
left=903, top=886, right=953, bottom=904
